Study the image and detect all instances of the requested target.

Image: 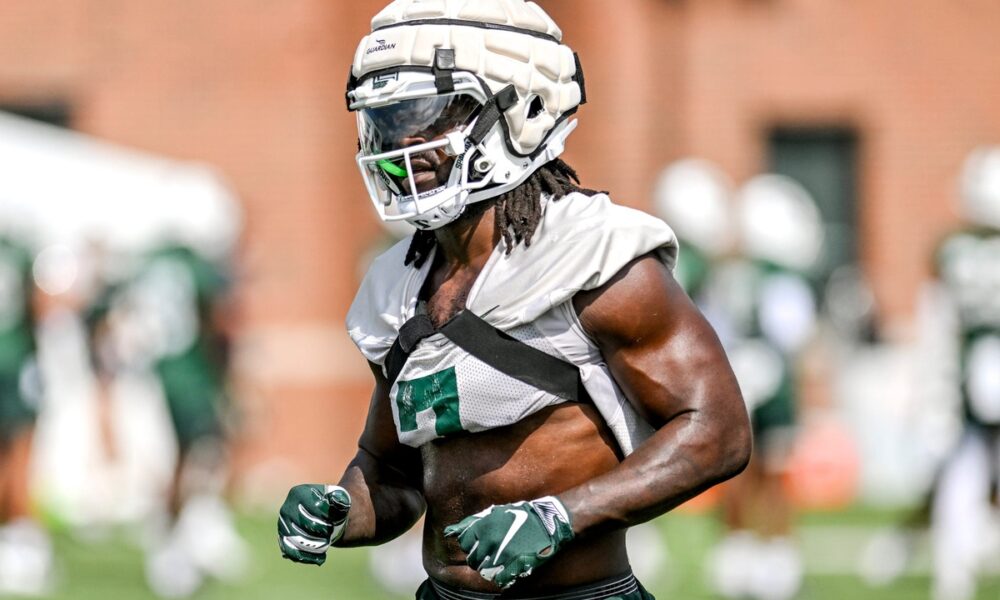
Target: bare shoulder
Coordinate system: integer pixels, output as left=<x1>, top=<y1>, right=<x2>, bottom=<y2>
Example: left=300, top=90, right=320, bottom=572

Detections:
left=573, top=253, right=695, bottom=348
left=571, top=253, right=740, bottom=428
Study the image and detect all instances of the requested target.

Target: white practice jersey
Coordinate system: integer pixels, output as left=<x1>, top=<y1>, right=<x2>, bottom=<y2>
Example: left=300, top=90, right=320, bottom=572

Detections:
left=347, top=193, right=678, bottom=454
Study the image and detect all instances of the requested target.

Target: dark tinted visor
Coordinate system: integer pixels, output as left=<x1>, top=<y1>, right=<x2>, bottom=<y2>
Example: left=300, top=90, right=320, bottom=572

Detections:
left=359, top=94, right=482, bottom=155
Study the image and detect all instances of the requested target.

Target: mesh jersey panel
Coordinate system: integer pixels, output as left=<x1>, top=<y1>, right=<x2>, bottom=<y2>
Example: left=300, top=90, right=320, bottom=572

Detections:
left=390, top=312, right=580, bottom=448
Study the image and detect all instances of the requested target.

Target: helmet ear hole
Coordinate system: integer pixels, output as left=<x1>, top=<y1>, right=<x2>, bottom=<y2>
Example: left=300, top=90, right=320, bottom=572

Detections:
left=526, top=95, right=545, bottom=120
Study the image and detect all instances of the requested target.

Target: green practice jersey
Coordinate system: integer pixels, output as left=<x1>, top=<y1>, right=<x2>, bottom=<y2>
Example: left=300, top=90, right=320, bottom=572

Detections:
left=702, top=259, right=817, bottom=435
left=0, top=235, right=38, bottom=438
left=128, top=245, right=232, bottom=446
left=0, top=236, right=35, bottom=375
left=673, top=238, right=712, bottom=301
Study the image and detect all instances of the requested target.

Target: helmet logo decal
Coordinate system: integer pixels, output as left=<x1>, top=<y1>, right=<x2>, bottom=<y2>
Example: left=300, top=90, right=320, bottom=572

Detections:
left=372, top=73, right=398, bottom=90
left=367, top=39, right=397, bottom=55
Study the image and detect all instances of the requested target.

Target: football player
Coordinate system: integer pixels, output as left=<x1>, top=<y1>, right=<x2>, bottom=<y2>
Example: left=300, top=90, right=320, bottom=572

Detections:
left=99, top=242, right=248, bottom=598
left=929, top=146, right=1000, bottom=600
left=702, top=175, right=823, bottom=600
left=0, top=227, right=51, bottom=596
left=278, top=1, right=751, bottom=598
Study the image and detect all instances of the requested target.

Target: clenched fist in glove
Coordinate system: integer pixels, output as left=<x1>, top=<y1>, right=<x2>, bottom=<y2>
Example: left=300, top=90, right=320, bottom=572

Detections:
left=278, top=484, right=351, bottom=566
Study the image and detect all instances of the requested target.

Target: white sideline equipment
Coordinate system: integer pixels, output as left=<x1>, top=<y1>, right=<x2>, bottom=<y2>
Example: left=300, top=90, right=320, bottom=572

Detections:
left=347, top=0, right=587, bottom=230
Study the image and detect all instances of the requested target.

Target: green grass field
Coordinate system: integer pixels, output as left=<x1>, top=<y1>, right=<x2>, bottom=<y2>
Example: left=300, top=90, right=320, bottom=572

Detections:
left=32, top=508, right=1000, bottom=599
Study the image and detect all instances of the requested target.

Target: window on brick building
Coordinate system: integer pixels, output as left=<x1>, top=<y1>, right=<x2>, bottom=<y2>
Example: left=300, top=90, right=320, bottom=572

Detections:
left=768, top=127, right=859, bottom=282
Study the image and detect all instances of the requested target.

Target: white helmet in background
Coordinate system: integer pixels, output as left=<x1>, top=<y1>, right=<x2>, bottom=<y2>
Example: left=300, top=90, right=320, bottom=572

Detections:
left=738, top=175, right=825, bottom=273
left=347, top=0, right=587, bottom=230
left=960, top=146, right=1000, bottom=229
left=653, top=159, right=736, bottom=258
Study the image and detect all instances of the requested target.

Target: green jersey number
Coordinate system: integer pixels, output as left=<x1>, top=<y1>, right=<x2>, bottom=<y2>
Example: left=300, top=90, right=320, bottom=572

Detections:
left=395, top=367, right=463, bottom=436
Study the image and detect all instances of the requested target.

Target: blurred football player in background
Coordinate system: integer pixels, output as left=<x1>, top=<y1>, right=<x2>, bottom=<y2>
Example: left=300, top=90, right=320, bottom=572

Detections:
left=86, top=241, right=248, bottom=598
left=81, top=241, right=125, bottom=475
left=928, top=146, right=1000, bottom=600
left=705, top=176, right=824, bottom=600
left=0, top=215, right=52, bottom=597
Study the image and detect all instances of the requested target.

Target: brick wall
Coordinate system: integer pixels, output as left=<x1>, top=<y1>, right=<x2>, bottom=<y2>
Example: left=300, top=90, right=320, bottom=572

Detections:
left=1, top=0, right=997, bottom=489
left=676, top=0, right=1000, bottom=327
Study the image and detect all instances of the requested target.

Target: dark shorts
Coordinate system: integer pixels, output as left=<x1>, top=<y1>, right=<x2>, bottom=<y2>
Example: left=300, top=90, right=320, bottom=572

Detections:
left=163, top=387, right=224, bottom=451
left=416, top=572, right=655, bottom=600
left=157, top=356, right=227, bottom=451
left=0, top=372, right=35, bottom=442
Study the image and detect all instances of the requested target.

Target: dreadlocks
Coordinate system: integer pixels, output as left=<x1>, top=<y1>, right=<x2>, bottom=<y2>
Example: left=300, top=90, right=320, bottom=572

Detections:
left=404, top=159, right=603, bottom=267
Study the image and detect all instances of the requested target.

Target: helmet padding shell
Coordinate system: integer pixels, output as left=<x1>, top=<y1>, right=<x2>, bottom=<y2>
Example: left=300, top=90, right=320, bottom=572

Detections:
left=351, top=0, right=583, bottom=156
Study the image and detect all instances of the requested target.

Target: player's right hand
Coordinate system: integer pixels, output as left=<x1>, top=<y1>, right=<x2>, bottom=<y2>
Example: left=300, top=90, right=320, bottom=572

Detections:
left=277, top=484, right=351, bottom=566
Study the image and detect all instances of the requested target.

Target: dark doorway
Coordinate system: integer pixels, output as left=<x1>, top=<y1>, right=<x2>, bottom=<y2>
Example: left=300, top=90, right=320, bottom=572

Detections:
left=768, top=127, right=859, bottom=281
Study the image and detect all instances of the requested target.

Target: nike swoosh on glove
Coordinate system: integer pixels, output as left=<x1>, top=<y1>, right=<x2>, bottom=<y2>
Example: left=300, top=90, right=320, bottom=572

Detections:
left=444, top=496, right=574, bottom=589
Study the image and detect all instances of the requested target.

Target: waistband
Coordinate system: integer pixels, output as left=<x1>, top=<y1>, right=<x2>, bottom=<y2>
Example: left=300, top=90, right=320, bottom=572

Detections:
left=429, top=572, right=640, bottom=600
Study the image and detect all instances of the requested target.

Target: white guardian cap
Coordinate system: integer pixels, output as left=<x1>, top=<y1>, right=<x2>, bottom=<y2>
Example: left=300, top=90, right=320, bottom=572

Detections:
left=347, top=0, right=587, bottom=230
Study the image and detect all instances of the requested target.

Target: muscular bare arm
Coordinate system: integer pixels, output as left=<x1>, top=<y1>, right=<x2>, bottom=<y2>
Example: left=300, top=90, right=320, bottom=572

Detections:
left=563, top=253, right=751, bottom=536
left=334, top=362, right=426, bottom=547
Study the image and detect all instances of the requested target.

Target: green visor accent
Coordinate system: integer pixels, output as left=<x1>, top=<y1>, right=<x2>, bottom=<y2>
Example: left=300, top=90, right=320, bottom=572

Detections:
left=378, top=159, right=409, bottom=178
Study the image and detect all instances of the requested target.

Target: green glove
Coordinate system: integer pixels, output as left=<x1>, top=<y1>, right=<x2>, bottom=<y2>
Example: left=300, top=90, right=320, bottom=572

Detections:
left=444, top=496, right=574, bottom=589
left=277, top=484, right=351, bottom=566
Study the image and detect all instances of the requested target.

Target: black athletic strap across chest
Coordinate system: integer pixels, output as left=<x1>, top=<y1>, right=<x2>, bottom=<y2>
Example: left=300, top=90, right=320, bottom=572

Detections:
left=384, top=310, right=587, bottom=404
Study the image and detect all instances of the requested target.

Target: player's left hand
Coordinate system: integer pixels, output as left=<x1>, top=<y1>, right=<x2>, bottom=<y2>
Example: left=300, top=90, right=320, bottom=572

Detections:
left=444, top=496, right=574, bottom=589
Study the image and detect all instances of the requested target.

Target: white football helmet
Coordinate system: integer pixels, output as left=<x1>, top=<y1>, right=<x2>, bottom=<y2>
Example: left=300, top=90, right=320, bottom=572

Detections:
left=738, top=175, right=825, bottom=273
left=960, top=146, right=1000, bottom=230
left=654, top=159, right=736, bottom=258
left=347, top=0, right=586, bottom=230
